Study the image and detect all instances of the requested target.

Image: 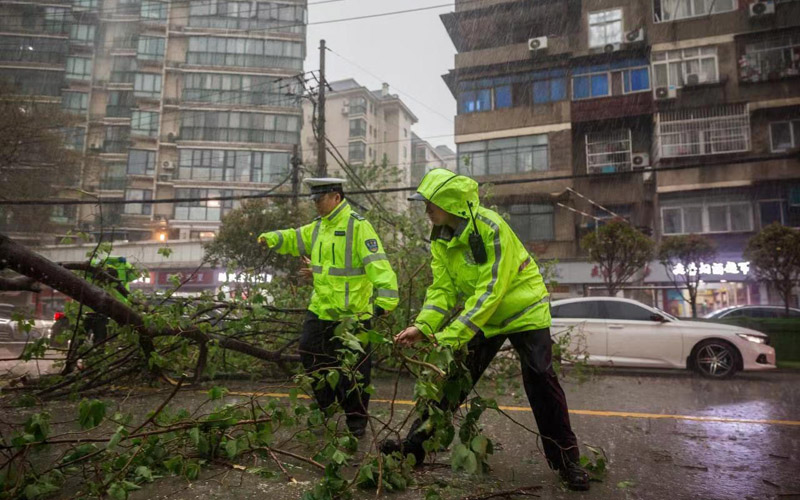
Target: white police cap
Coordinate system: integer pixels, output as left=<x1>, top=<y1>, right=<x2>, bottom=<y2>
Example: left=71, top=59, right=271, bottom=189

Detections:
left=303, top=177, right=346, bottom=200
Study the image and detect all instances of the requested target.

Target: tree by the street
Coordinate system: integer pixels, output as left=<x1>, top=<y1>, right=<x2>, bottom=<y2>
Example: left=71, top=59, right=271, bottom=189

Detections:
left=580, top=220, right=655, bottom=296
left=744, top=223, right=800, bottom=316
left=0, top=86, right=82, bottom=239
left=658, top=234, right=717, bottom=318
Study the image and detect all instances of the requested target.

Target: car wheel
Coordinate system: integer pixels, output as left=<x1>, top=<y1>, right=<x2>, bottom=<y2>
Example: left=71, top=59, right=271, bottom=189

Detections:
left=693, top=339, right=740, bottom=379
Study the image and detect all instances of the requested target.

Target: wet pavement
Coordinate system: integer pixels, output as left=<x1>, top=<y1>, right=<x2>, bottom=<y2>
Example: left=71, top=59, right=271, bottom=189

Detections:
left=119, top=368, right=800, bottom=500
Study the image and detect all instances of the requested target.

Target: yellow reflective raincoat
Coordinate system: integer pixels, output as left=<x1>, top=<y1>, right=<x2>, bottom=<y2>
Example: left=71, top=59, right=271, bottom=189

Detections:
left=259, top=199, right=399, bottom=321
left=412, top=169, right=550, bottom=348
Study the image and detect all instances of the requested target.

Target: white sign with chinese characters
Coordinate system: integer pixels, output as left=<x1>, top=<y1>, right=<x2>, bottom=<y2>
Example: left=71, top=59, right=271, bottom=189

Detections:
left=671, top=261, right=751, bottom=277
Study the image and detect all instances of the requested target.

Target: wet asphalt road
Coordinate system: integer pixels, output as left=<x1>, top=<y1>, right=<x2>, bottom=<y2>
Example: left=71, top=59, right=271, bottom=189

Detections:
left=123, top=368, right=800, bottom=500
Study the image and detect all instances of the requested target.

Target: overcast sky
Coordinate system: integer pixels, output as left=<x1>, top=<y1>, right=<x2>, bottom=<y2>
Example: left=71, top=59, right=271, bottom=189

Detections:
left=305, top=0, right=457, bottom=151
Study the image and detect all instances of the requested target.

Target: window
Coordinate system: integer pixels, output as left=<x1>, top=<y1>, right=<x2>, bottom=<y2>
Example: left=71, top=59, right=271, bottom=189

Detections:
left=107, top=91, right=134, bottom=118
left=495, top=85, right=512, bottom=108
left=404, top=128, right=408, bottom=138
left=622, top=67, right=651, bottom=93
left=588, top=9, right=622, bottom=48
left=502, top=204, right=555, bottom=242
left=104, top=126, right=130, bottom=153
left=0, top=36, right=66, bottom=64
left=533, top=77, right=567, bottom=103
left=74, top=0, right=98, bottom=9
left=550, top=301, right=602, bottom=319
left=661, top=202, right=753, bottom=235
left=186, top=36, right=304, bottom=71
left=111, top=57, right=137, bottom=83
left=124, top=189, right=153, bottom=215
left=134, top=73, right=162, bottom=98
left=61, top=92, right=88, bottom=114
left=0, top=69, right=62, bottom=96
left=131, top=110, right=159, bottom=137
left=44, top=7, right=70, bottom=33
left=141, top=0, right=167, bottom=20
left=128, top=149, right=156, bottom=174
left=349, top=97, right=367, bottom=115
left=654, top=0, right=736, bottom=22
left=740, top=33, right=800, bottom=83
left=458, top=134, right=549, bottom=176
left=573, top=72, right=609, bottom=99
left=349, top=119, right=367, bottom=138
left=175, top=188, right=256, bottom=221
left=770, top=120, right=800, bottom=152
left=177, top=149, right=289, bottom=183
left=70, top=24, right=96, bottom=43
left=66, top=57, right=92, bottom=80
left=657, top=104, right=750, bottom=158
left=63, top=127, right=85, bottom=151
left=604, top=301, right=654, bottom=321
left=180, top=111, right=301, bottom=144
left=458, top=89, right=491, bottom=113
left=100, top=163, right=127, bottom=190
left=652, top=47, right=718, bottom=90
left=586, top=129, right=632, bottom=173
left=188, top=0, right=306, bottom=33
left=51, top=204, right=77, bottom=224
left=349, top=142, right=366, bottom=162
left=137, top=36, right=165, bottom=60
left=182, top=73, right=300, bottom=107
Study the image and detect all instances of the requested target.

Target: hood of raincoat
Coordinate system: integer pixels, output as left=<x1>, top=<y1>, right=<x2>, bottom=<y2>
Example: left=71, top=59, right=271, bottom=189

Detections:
left=412, top=168, right=480, bottom=219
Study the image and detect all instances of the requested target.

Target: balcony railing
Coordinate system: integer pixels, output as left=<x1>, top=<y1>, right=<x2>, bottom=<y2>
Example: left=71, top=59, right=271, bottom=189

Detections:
left=99, top=178, right=127, bottom=190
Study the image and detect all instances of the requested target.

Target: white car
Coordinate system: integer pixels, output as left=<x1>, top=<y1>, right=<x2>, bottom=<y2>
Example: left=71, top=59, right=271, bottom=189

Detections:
left=549, top=297, right=776, bottom=379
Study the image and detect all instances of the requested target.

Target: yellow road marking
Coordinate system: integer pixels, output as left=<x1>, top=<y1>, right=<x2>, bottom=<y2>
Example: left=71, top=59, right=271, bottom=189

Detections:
left=225, top=391, right=800, bottom=427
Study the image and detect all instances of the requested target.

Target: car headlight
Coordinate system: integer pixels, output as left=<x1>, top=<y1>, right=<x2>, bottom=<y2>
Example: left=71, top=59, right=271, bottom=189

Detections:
left=737, top=333, right=767, bottom=344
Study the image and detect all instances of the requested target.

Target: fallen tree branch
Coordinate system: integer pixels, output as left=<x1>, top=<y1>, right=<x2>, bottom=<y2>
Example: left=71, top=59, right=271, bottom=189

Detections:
left=0, top=275, right=40, bottom=292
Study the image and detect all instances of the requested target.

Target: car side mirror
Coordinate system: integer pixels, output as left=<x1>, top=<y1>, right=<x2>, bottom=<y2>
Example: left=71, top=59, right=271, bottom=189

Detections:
left=650, top=313, right=667, bottom=323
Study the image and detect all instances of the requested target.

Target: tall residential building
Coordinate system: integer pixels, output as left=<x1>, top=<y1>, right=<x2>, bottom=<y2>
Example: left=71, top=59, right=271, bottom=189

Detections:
left=0, top=0, right=307, bottom=244
left=411, top=133, right=454, bottom=184
left=442, top=0, right=800, bottom=312
left=301, top=79, right=418, bottom=191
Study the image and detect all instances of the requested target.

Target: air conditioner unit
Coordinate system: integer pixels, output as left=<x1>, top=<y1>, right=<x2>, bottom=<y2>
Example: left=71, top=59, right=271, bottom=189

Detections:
left=631, top=153, right=650, bottom=168
left=162, top=160, right=174, bottom=170
left=528, top=36, right=548, bottom=51
left=603, top=43, right=620, bottom=53
left=89, top=143, right=101, bottom=150
left=625, top=27, right=645, bottom=44
left=685, top=73, right=701, bottom=86
left=166, top=132, right=175, bottom=142
left=654, top=86, right=677, bottom=100
left=749, top=0, right=775, bottom=17
left=588, top=166, right=605, bottom=174
left=158, top=174, right=171, bottom=182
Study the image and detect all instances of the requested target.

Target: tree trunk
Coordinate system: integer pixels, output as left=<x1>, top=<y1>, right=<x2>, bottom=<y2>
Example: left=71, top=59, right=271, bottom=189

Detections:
left=0, top=232, right=299, bottom=365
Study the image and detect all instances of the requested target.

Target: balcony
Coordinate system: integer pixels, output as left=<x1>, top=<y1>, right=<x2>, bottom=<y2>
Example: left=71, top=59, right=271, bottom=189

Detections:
left=739, top=44, right=800, bottom=83
left=571, top=92, right=654, bottom=123
left=99, top=177, right=128, bottom=191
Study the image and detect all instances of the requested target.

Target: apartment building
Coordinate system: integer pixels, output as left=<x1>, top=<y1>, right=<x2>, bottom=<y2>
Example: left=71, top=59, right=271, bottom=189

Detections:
left=301, top=79, right=418, bottom=194
left=0, top=0, right=307, bottom=244
left=411, top=133, right=455, bottom=184
left=441, top=0, right=800, bottom=310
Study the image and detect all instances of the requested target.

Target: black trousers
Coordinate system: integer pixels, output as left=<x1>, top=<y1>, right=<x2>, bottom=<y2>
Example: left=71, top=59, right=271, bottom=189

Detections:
left=405, top=328, right=580, bottom=470
left=299, top=312, right=372, bottom=431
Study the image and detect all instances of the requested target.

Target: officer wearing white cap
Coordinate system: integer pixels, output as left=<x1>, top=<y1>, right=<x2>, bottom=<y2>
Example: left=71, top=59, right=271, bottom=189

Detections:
left=257, top=177, right=399, bottom=437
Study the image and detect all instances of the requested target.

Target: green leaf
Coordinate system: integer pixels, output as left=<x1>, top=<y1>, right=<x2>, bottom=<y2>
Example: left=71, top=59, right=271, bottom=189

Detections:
left=463, top=451, right=478, bottom=474
left=107, top=482, right=127, bottom=500
left=450, top=443, right=470, bottom=469
left=617, top=480, right=635, bottom=489
left=135, top=466, right=154, bottom=482
left=225, top=439, right=238, bottom=459
left=425, top=490, right=443, bottom=500
left=208, top=386, right=228, bottom=400
left=158, top=247, right=173, bottom=258
left=78, top=399, right=107, bottom=429
left=188, top=427, right=200, bottom=446
left=470, top=435, right=488, bottom=456
left=107, top=426, right=125, bottom=450
left=326, top=370, right=340, bottom=390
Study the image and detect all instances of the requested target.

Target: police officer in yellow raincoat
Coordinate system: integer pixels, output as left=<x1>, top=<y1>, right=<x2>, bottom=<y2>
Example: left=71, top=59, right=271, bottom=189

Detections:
left=382, top=168, right=589, bottom=491
left=258, top=178, right=399, bottom=437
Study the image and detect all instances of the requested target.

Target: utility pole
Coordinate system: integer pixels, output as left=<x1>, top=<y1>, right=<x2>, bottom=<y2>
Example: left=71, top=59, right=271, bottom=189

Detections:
left=316, top=39, right=327, bottom=177
left=291, top=144, right=301, bottom=208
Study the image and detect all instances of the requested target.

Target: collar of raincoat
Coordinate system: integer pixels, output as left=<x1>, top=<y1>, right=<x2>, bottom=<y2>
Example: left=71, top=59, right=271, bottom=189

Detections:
left=323, top=198, right=351, bottom=224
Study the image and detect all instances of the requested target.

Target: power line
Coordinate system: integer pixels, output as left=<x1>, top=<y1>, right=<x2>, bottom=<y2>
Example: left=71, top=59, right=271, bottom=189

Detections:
left=3, top=152, right=798, bottom=206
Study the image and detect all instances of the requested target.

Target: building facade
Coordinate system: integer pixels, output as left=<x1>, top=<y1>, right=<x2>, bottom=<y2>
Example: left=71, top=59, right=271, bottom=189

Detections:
left=301, top=79, right=418, bottom=191
left=442, top=0, right=800, bottom=313
left=0, top=0, right=307, bottom=243
left=411, top=132, right=455, bottom=184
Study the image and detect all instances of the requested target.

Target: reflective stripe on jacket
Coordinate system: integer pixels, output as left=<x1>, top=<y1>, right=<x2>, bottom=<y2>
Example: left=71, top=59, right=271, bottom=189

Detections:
left=411, top=169, right=550, bottom=348
left=258, top=199, right=399, bottom=321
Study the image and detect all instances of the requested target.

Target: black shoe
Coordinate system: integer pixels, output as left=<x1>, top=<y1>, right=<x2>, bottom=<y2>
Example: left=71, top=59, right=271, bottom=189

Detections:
left=559, top=462, right=590, bottom=491
left=379, top=438, right=426, bottom=466
left=348, top=426, right=366, bottom=438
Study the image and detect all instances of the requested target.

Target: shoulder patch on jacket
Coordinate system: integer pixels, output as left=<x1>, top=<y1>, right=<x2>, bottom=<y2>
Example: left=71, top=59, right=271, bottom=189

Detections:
left=365, top=239, right=379, bottom=253
left=350, top=212, right=366, bottom=221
